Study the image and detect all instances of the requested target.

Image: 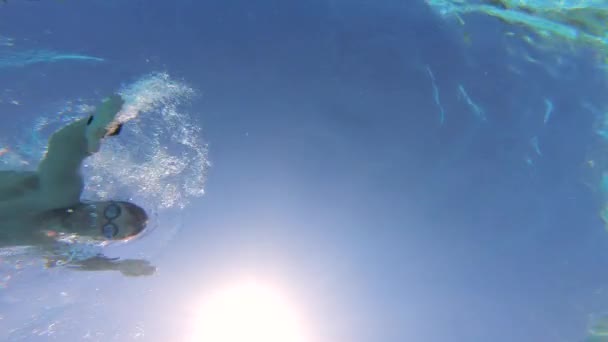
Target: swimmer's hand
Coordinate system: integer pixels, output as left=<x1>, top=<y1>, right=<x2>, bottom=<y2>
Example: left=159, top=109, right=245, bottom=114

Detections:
left=115, top=259, right=157, bottom=277
left=67, top=255, right=157, bottom=277
left=85, top=94, right=125, bottom=154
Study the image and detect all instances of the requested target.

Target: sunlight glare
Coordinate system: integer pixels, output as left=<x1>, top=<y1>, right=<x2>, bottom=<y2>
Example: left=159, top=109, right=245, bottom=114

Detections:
left=190, top=281, right=309, bottom=342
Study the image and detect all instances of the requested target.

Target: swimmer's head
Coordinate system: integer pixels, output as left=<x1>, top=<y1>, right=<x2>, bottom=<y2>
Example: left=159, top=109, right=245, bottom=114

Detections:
left=62, top=201, right=149, bottom=241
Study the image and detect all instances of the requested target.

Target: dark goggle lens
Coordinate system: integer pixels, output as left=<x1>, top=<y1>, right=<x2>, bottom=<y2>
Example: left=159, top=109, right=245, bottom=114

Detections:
left=104, top=204, right=122, bottom=220
left=102, top=223, right=119, bottom=239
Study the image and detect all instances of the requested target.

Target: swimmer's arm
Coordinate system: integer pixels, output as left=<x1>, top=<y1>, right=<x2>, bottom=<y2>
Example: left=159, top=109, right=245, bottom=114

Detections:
left=36, top=95, right=124, bottom=206
left=66, top=255, right=157, bottom=277
left=37, top=118, right=88, bottom=197
left=0, top=119, right=93, bottom=216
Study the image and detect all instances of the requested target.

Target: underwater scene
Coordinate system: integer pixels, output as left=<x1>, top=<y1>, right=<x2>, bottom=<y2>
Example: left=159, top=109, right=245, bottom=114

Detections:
left=1, top=0, right=608, bottom=341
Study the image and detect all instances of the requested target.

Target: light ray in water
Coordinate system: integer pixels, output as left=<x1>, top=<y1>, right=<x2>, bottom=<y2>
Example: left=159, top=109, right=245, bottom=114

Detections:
left=588, top=312, right=608, bottom=338
left=0, top=49, right=103, bottom=68
left=530, top=136, right=541, bottom=156
left=0, top=35, right=14, bottom=47
left=426, top=65, right=445, bottom=124
left=458, top=84, right=486, bottom=121
left=543, top=98, right=554, bottom=124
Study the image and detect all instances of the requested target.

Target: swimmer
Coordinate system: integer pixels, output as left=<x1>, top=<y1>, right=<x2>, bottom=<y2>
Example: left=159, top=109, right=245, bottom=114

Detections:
left=0, top=94, right=155, bottom=276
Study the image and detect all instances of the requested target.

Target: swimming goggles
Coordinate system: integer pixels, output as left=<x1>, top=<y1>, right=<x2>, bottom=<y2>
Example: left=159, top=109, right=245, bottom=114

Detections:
left=101, top=202, right=122, bottom=239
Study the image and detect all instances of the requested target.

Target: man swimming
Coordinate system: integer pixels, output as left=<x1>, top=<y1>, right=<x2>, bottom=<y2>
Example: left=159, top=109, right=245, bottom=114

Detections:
left=0, top=95, right=155, bottom=276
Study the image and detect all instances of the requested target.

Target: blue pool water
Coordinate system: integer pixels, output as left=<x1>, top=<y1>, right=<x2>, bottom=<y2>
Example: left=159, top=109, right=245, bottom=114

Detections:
left=1, top=1, right=608, bottom=341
